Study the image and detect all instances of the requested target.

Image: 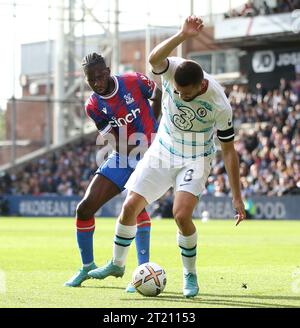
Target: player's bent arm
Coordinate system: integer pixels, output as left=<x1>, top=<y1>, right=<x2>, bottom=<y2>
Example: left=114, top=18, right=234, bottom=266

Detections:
left=97, top=128, right=118, bottom=152
left=150, top=86, right=162, bottom=120
left=88, top=105, right=137, bottom=155
left=220, top=140, right=246, bottom=217
left=148, top=32, right=185, bottom=73
left=148, top=16, right=204, bottom=73
left=102, top=128, right=142, bottom=156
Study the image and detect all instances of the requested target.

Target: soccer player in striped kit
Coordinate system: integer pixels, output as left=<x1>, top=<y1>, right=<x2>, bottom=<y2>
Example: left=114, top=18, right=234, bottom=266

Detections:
left=64, top=53, right=161, bottom=292
left=89, top=16, right=246, bottom=297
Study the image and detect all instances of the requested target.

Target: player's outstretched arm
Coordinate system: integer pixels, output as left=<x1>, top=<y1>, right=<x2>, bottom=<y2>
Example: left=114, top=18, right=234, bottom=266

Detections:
left=148, top=15, right=204, bottom=73
left=220, top=140, right=246, bottom=226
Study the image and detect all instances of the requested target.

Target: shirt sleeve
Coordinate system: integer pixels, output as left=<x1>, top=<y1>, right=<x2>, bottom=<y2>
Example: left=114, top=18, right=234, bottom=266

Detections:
left=85, top=96, right=112, bottom=137
left=136, top=72, right=156, bottom=99
left=152, top=56, right=185, bottom=81
left=215, top=107, right=235, bottom=143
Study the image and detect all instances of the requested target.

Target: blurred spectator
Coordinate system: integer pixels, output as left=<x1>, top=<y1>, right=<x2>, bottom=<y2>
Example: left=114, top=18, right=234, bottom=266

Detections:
left=244, top=197, right=256, bottom=218
left=277, top=0, right=294, bottom=12
left=224, top=0, right=300, bottom=18
left=240, top=0, right=259, bottom=17
left=260, top=1, right=273, bottom=15
left=279, top=78, right=291, bottom=94
left=0, top=196, right=9, bottom=215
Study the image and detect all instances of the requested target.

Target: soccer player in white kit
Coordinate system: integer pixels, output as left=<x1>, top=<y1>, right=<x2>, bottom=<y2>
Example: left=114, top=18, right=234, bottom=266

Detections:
left=88, top=15, right=246, bottom=298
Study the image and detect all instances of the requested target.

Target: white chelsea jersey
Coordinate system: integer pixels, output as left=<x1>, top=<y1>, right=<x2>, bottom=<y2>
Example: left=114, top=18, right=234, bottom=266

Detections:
left=149, top=56, right=234, bottom=165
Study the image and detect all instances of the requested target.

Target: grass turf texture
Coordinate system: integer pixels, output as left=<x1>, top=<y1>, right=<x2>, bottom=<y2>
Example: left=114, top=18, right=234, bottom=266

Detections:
left=0, top=218, right=300, bottom=308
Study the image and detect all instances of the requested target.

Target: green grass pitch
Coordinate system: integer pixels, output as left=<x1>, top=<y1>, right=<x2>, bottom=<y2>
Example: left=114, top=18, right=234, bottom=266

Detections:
left=0, top=217, right=300, bottom=308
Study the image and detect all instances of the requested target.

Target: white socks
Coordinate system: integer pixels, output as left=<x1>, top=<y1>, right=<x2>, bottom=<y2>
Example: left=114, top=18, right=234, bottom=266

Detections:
left=113, top=221, right=137, bottom=267
left=177, top=231, right=198, bottom=275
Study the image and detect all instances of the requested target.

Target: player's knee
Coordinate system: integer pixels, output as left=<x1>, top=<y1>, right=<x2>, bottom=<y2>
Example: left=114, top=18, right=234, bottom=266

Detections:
left=173, top=208, right=190, bottom=229
left=121, top=199, right=139, bottom=222
left=76, top=200, right=94, bottom=219
left=122, top=200, right=136, bottom=217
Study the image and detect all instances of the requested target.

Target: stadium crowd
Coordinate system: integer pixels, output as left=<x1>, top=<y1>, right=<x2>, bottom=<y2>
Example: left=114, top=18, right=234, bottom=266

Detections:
left=0, top=140, right=98, bottom=197
left=211, top=78, right=300, bottom=198
left=224, top=0, right=300, bottom=18
left=0, top=78, right=299, bottom=201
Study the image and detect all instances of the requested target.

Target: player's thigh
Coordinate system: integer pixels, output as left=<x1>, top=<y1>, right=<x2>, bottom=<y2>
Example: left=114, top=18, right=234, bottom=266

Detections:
left=96, top=152, right=135, bottom=191
left=125, top=157, right=175, bottom=205
left=82, top=151, right=135, bottom=206
left=175, top=157, right=212, bottom=198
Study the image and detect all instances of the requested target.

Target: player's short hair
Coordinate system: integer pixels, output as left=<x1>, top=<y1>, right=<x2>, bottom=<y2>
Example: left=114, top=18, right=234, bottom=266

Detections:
left=82, top=53, right=106, bottom=73
left=174, top=60, right=204, bottom=87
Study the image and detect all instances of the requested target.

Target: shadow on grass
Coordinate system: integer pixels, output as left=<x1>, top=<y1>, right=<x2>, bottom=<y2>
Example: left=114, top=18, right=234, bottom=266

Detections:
left=120, top=292, right=300, bottom=308
left=200, top=293, right=300, bottom=302
left=82, top=285, right=124, bottom=291
left=81, top=284, right=300, bottom=308
left=166, top=291, right=300, bottom=301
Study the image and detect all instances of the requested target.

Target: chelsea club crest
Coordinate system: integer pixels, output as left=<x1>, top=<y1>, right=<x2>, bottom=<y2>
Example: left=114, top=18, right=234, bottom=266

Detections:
left=197, top=107, right=207, bottom=117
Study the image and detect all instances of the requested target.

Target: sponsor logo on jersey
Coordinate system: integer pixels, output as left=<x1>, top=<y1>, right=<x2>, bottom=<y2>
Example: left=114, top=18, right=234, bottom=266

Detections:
left=102, top=107, right=107, bottom=114
left=109, top=108, right=141, bottom=127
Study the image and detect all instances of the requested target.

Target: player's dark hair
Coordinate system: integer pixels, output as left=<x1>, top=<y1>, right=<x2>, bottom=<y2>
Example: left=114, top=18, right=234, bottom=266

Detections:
left=82, top=52, right=106, bottom=73
left=174, top=60, right=204, bottom=87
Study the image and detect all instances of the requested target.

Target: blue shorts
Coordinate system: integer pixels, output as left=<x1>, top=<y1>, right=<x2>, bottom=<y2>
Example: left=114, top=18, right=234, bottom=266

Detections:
left=96, top=152, right=137, bottom=191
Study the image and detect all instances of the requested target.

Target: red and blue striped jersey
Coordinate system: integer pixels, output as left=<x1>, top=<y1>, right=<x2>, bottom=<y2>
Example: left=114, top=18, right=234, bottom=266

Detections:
left=85, top=72, right=158, bottom=145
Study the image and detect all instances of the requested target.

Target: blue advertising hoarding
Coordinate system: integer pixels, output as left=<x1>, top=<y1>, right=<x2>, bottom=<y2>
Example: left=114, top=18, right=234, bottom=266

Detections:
left=2, top=194, right=300, bottom=219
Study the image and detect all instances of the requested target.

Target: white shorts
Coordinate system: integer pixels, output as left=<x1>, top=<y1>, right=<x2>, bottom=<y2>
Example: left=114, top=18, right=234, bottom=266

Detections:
left=125, top=153, right=213, bottom=204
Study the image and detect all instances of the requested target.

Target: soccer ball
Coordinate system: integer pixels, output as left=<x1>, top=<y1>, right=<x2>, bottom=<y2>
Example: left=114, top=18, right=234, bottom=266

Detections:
left=132, top=262, right=167, bottom=297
